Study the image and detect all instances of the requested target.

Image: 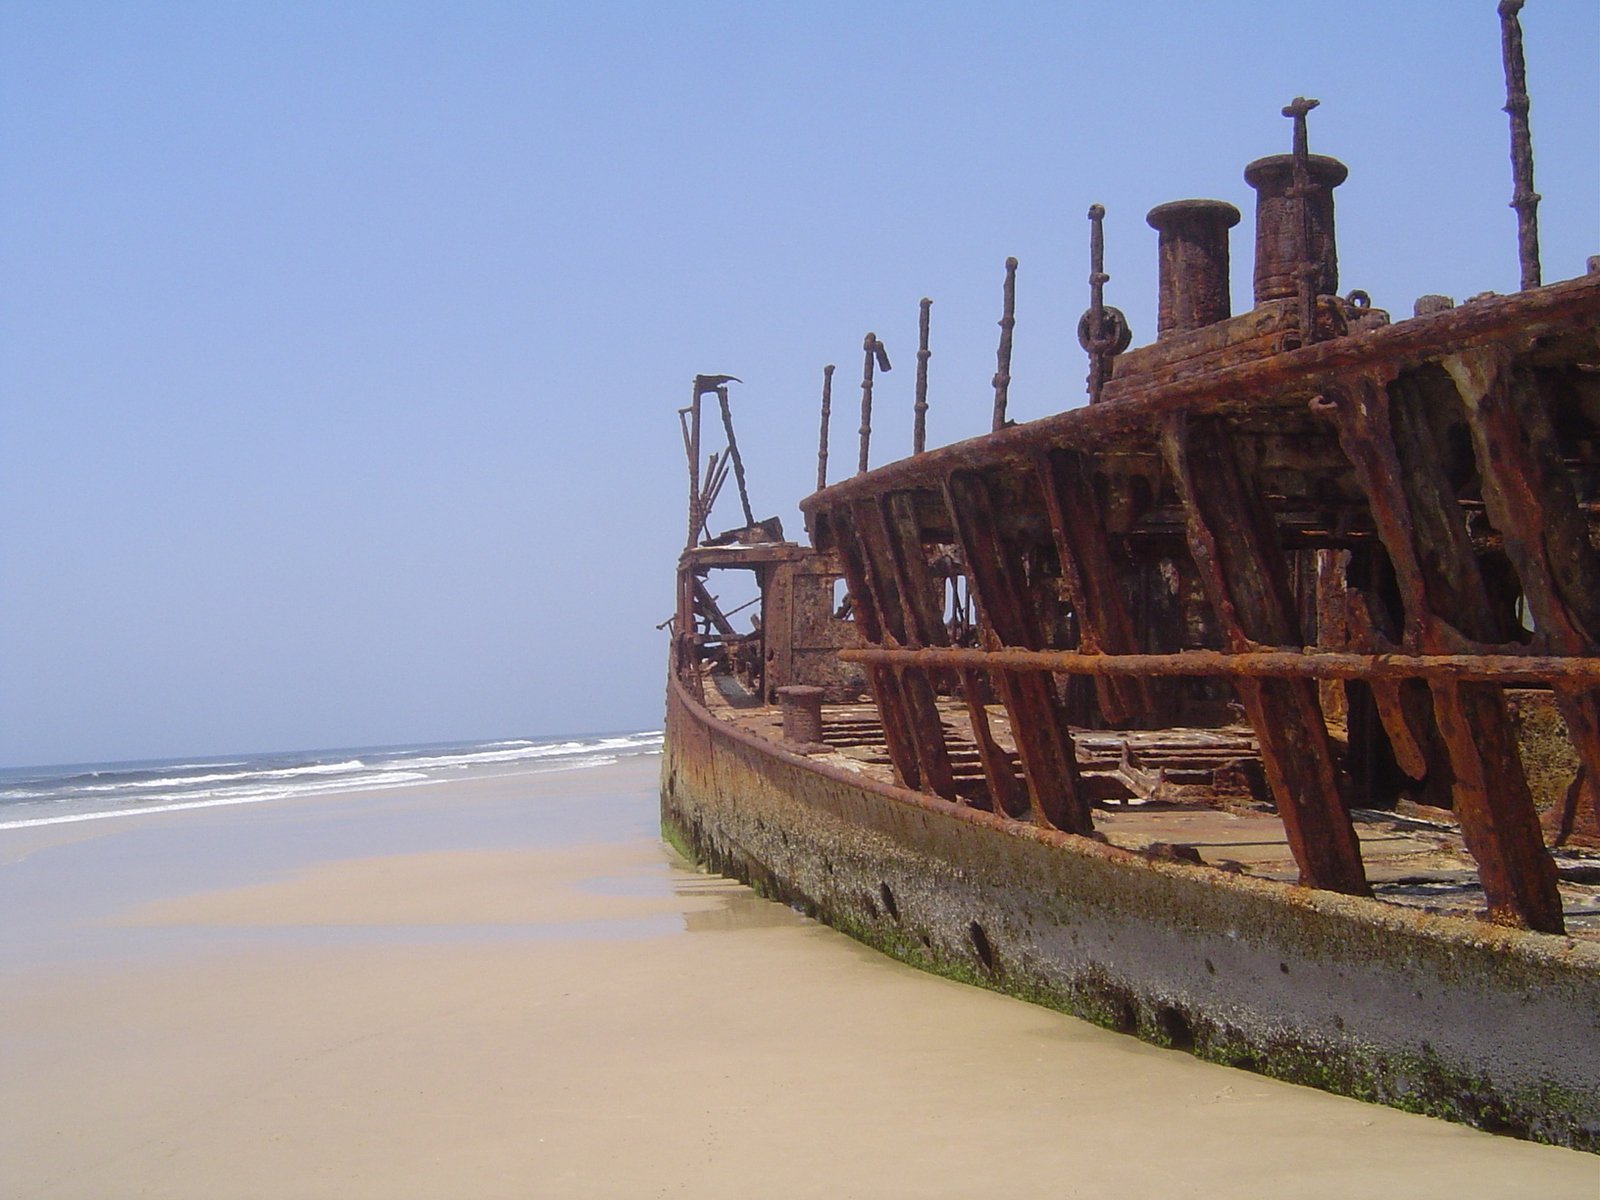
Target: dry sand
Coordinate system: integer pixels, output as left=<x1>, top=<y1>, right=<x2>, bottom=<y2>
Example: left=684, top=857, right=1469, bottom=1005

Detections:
left=2, top=756, right=1594, bottom=1198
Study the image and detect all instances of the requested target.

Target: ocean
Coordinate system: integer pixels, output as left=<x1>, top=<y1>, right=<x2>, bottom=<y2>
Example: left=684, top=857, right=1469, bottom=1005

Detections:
left=0, top=730, right=664, bottom=831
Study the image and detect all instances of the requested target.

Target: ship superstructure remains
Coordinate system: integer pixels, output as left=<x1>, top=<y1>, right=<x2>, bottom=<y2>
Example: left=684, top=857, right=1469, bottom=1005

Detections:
left=664, top=3, right=1600, bottom=1147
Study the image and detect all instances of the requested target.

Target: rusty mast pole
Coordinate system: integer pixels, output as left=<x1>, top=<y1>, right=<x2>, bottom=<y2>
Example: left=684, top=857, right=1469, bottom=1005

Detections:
left=816, top=364, right=834, bottom=492
left=713, top=381, right=756, bottom=528
left=1085, top=205, right=1109, bottom=404
left=1283, top=96, right=1322, bottom=344
left=684, top=379, right=702, bottom=549
left=914, top=298, right=932, bottom=454
left=1498, top=0, right=1541, bottom=290
left=858, top=333, right=890, bottom=474
left=992, top=258, right=1017, bottom=431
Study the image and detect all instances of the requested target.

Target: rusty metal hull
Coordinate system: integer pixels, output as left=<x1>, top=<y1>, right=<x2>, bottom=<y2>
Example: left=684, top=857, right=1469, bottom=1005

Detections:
left=662, top=671, right=1600, bottom=1148
left=796, top=274, right=1600, bottom=927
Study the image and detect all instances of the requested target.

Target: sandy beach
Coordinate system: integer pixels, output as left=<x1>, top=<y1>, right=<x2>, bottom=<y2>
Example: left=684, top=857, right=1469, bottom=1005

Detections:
left=2, top=754, right=1594, bottom=1198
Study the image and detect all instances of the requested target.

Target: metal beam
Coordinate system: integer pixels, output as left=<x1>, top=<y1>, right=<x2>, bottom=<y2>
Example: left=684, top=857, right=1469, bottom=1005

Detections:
left=829, top=505, right=924, bottom=790
left=837, top=645, right=1600, bottom=684
left=1035, top=447, right=1165, bottom=725
left=943, top=469, right=1091, bottom=833
left=1161, top=412, right=1370, bottom=896
left=853, top=497, right=958, bottom=799
left=1322, top=366, right=1563, bottom=931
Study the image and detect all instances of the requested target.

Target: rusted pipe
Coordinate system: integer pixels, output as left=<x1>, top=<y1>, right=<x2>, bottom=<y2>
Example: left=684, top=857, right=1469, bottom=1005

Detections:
left=839, top=644, right=1600, bottom=684
left=1080, top=204, right=1132, bottom=404
left=679, top=404, right=699, bottom=549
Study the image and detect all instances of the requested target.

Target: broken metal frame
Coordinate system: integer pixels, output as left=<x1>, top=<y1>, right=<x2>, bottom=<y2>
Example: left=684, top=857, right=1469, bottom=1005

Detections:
left=801, top=272, right=1600, bottom=935
left=674, top=21, right=1594, bottom=935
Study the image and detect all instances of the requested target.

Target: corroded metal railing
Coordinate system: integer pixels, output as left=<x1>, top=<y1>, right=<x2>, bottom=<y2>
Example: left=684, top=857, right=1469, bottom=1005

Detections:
left=804, top=270, right=1600, bottom=935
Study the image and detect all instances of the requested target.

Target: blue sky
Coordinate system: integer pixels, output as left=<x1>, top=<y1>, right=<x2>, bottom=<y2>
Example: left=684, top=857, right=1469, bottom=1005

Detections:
left=2, top=1, right=1596, bottom=767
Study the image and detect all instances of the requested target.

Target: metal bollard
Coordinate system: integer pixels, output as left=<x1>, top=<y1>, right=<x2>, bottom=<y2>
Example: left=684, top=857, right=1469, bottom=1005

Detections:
left=1243, top=152, right=1348, bottom=306
left=777, top=685, right=827, bottom=750
left=1146, top=199, right=1241, bottom=338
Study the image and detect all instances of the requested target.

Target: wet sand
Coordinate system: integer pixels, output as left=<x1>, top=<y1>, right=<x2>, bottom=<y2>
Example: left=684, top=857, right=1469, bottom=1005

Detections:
left=2, top=756, right=1594, bottom=1197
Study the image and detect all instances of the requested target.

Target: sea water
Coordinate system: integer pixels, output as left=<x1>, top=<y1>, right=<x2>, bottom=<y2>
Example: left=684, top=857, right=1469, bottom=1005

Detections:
left=0, top=731, right=663, bottom=831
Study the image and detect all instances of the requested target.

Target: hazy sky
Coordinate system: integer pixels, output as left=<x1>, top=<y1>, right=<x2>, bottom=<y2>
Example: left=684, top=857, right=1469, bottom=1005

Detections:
left=3, top=1, right=1596, bottom=767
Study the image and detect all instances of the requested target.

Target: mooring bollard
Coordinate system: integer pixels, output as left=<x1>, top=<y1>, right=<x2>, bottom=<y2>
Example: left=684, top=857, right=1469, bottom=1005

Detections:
left=777, top=685, right=827, bottom=751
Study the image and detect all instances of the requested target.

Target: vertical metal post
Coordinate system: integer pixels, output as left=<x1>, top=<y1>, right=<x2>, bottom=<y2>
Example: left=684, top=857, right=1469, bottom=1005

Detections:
left=685, top=381, right=702, bottom=548
left=715, top=384, right=756, bottom=529
left=1283, top=96, right=1322, bottom=345
left=816, top=364, right=835, bottom=492
left=1498, top=0, right=1541, bottom=290
left=913, top=298, right=932, bottom=454
left=1085, top=206, right=1110, bottom=404
left=858, top=333, right=890, bottom=475
left=991, top=258, right=1017, bottom=431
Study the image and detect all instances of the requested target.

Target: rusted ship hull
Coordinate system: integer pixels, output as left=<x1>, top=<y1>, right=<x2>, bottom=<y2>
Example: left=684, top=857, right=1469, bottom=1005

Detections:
left=663, top=7, right=1600, bottom=1148
left=663, top=670, right=1600, bottom=1147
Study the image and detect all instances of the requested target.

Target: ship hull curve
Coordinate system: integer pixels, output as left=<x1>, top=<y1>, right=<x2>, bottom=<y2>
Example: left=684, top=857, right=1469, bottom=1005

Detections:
left=662, top=669, right=1600, bottom=1149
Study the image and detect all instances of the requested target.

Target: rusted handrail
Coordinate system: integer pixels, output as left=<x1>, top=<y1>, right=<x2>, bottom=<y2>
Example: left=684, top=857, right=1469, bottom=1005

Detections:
left=840, top=644, right=1600, bottom=684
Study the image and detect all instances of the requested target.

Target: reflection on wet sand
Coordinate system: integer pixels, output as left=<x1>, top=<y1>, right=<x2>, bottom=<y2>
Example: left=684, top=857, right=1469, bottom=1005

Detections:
left=674, top=864, right=809, bottom=933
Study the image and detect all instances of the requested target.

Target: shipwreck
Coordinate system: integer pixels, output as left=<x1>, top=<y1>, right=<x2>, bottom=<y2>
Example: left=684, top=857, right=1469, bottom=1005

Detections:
left=661, top=2, right=1600, bottom=1148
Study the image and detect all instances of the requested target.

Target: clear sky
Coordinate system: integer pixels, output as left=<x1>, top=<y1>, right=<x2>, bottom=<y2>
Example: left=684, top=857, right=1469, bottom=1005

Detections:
left=2, top=1, right=1596, bottom=768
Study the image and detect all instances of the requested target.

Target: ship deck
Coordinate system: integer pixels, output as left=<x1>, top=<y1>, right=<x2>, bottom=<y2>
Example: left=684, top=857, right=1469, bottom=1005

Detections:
left=697, top=678, right=1600, bottom=941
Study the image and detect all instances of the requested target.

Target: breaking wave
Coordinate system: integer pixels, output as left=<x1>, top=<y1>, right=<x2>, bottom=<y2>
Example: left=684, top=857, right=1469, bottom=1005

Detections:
left=0, top=730, right=663, bottom=831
